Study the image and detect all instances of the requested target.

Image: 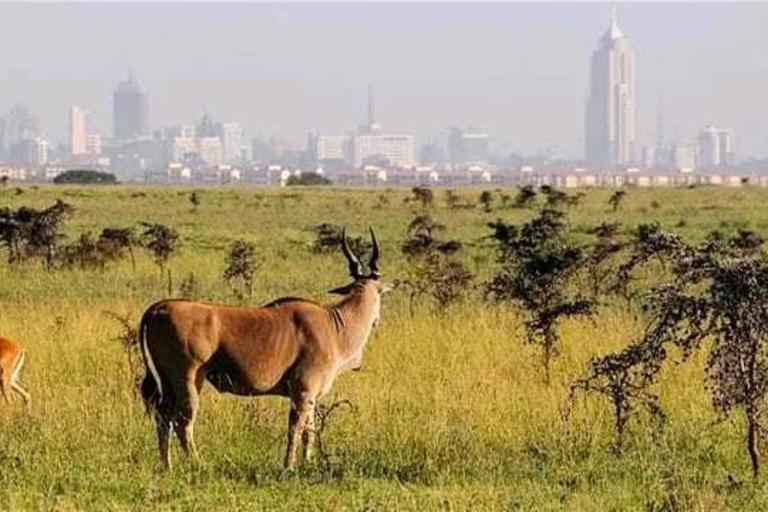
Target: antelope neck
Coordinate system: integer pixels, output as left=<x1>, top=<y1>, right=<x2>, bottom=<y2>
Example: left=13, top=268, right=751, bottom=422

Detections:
left=332, top=291, right=377, bottom=359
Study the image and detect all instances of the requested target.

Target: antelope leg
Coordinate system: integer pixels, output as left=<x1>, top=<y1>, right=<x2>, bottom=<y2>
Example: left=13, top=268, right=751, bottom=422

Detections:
left=302, top=399, right=317, bottom=462
left=174, top=373, right=202, bottom=463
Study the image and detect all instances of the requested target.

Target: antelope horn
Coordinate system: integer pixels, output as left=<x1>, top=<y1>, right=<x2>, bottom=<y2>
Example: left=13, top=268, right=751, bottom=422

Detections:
left=340, top=227, right=363, bottom=279
left=369, top=226, right=381, bottom=278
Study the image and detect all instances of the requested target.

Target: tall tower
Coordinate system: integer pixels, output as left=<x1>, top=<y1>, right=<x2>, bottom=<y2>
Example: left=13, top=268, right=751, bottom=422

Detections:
left=584, top=6, right=636, bottom=167
left=113, top=74, right=147, bottom=140
left=359, top=84, right=381, bottom=135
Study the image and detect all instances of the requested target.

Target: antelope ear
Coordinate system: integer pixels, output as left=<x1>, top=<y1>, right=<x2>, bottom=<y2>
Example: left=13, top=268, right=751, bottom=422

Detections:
left=328, top=283, right=355, bottom=295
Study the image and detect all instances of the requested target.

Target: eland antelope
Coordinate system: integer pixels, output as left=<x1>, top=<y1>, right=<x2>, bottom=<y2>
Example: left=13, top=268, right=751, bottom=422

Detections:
left=139, top=227, right=393, bottom=470
left=0, top=337, right=31, bottom=408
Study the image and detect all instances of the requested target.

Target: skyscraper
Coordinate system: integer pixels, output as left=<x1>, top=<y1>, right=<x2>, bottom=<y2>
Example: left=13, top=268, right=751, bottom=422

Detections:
left=585, top=7, right=636, bottom=167
left=697, top=125, right=734, bottom=168
left=70, top=106, right=89, bottom=155
left=448, top=127, right=490, bottom=165
left=217, top=122, right=244, bottom=163
left=113, top=75, right=147, bottom=140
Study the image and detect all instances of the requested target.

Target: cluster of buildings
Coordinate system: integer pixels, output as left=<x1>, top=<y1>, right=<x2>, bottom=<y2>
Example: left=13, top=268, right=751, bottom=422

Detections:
left=0, top=8, right=763, bottom=186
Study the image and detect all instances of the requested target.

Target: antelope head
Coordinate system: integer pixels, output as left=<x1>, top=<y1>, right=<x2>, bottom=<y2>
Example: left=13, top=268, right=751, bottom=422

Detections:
left=329, top=227, right=394, bottom=329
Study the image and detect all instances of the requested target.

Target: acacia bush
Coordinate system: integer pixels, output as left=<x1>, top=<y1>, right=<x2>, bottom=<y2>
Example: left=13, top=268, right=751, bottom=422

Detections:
left=0, top=199, right=75, bottom=269
left=513, top=185, right=537, bottom=208
left=408, top=186, right=434, bottom=209
left=61, top=233, right=106, bottom=270
left=97, top=227, right=138, bottom=270
left=478, top=191, right=494, bottom=212
left=401, top=213, right=472, bottom=312
left=224, top=239, right=258, bottom=300
left=310, top=223, right=371, bottom=259
left=539, top=185, right=583, bottom=208
left=609, top=190, right=627, bottom=212
left=140, top=222, right=180, bottom=294
left=486, top=208, right=593, bottom=381
left=574, top=227, right=768, bottom=476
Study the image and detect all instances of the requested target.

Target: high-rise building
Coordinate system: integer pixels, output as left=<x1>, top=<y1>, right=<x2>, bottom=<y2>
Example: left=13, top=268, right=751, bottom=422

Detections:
left=197, top=137, right=223, bottom=165
left=585, top=7, right=637, bottom=166
left=353, top=134, right=415, bottom=168
left=698, top=125, right=720, bottom=168
left=70, top=106, right=89, bottom=155
left=217, top=122, right=244, bottom=163
left=113, top=75, right=147, bottom=140
left=9, top=137, right=48, bottom=166
left=673, top=144, right=697, bottom=169
left=448, top=128, right=490, bottom=165
left=86, top=134, right=102, bottom=156
left=315, top=135, right=353, bottom=163
left=697, top=125, right=734, bottom=168
left=718, top=130, right=734, bottom=166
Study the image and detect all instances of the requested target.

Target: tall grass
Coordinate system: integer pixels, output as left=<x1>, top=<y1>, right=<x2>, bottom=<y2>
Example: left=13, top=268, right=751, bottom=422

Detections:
left=0, top=185, right=767, bottom=509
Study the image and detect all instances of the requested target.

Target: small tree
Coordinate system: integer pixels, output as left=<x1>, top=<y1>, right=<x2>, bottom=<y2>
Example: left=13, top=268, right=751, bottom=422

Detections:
left=487, top=209, right=593, bottom=382
left=310, top=223, right=371, bottom=258
left=97, top=227, right=138, bottom=271
left=189, top=191, right=201, bottom=209
left=223, top=239, right=258, bottom=300
left=445, top=189, right=462, bottom=209
left=22, top=199, right=75, bottom=270
left=609, top=190, right=627, bottom=212
left=478, top=191, right=494, bottom=212
left=514, top=185, right=537, bottom=208
left=409, top=186, right=434, bottom=209
left=140, top=222, right=180, bottom=294
left=401, top=214, right=461, bottom=258
left=61, top=232, right=106, bottom=270
left=401, top=213, right=472, bottom=312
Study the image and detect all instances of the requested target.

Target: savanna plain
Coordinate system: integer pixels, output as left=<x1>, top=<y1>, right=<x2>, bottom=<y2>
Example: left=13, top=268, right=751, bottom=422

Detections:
left=2, top=184, right=768, bottom=510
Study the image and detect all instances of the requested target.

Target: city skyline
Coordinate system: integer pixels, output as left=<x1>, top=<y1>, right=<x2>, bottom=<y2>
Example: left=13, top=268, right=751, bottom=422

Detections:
left=0, top=3, right=767, bottom=159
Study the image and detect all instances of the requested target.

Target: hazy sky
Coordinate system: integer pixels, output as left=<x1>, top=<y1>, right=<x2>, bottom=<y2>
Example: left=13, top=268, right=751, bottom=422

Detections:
left=1, top=2, right=767, bottom=159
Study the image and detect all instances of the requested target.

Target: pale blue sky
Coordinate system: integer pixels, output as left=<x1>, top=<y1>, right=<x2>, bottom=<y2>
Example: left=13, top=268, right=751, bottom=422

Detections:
left=1, top=2, right=767, bottom=159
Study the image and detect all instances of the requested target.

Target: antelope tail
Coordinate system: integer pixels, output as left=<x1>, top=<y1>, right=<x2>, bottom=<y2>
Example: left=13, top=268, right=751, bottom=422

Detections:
left=138, top=310, right=163, bottom=412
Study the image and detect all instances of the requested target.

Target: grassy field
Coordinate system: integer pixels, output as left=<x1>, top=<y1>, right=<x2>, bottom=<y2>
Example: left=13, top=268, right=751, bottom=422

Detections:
left=1, top=184, right=768, bottom=510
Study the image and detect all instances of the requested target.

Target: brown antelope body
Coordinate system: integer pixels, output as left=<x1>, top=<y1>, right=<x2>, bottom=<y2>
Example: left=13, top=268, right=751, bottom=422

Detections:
left=0, top=337, right=30, bottom=407
left=139, top=228, right=392, bottom=470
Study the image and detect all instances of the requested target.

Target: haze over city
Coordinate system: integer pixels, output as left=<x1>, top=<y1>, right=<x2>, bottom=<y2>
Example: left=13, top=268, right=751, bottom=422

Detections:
left=2, top=2, right=767, bottom=161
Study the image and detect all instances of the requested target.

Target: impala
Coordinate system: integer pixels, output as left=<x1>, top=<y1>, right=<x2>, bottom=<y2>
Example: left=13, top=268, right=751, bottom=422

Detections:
left=139, top=227, right=392, bottom=470
left=0, top=337, right=31, bottom=408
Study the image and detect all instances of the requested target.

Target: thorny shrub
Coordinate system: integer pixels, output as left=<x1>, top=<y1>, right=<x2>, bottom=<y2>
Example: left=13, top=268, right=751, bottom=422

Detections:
left=573, top=227, right=768, bottom=477
left=224, top=239, right=258, bottom=300
left=401, top=213, right=473, bottom=312
left=486, top=208, right=593, bottom=382
left=0, top=199, right=75, bottom=270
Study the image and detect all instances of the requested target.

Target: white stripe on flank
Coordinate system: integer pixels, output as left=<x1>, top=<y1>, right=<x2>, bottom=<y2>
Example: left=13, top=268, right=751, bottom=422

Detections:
left=140, top=320, right=163, bottom=400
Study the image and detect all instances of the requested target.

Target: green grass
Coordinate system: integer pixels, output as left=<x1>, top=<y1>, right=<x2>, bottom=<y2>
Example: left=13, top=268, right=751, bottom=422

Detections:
left=1, top=184, right=768, bottom=510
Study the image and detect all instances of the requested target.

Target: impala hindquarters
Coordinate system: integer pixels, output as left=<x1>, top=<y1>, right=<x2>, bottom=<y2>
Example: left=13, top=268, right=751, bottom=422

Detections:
left=139, top=227, right=392, bottom=470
